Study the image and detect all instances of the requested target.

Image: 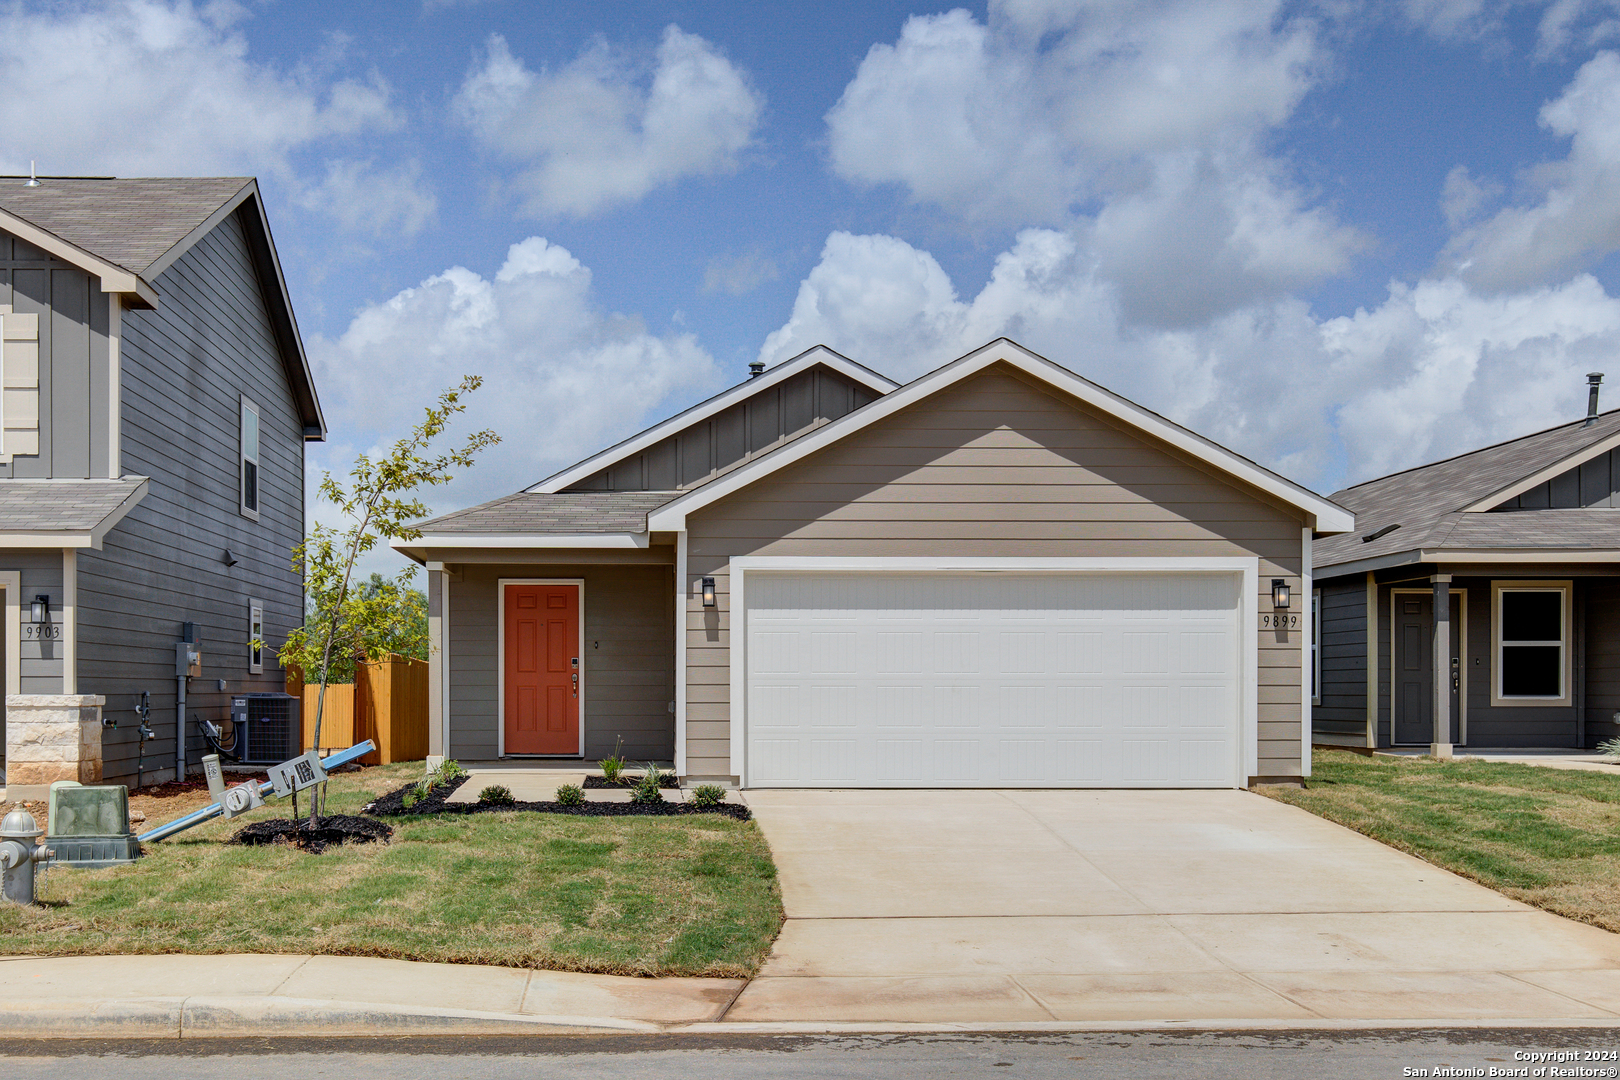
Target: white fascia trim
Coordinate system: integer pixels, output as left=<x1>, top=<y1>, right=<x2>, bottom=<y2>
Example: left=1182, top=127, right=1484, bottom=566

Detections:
left=89, top=477, right=149, bottom=546
left=1463, top=427, right=1620, bottom=512
left=726, top=554, right=1260, bottom=789
left=649, top=339, right=1354, bottom=534
left=394, top=532, right=650, bottom=550
left=674, top=530, right=688, bottom=776
left=1313, top=549, right=1425, bottom=579
left=1301, top=525, right=1312, bottom=780
left=527, top=346, right=899, bottom=494
left=0, top=207, right=155, bottom=305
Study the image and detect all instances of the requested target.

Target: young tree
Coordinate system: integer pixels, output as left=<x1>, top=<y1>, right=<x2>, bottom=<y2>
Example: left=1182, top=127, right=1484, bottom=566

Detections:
left=278, top=376, right=498, bottom=826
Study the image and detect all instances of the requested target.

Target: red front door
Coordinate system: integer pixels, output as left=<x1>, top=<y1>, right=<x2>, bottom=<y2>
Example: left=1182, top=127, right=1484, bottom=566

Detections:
left=504, top=583, right=580, bottom=754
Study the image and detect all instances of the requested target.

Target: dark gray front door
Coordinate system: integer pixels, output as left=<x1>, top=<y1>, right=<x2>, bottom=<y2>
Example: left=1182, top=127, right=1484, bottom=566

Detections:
left=1394, top=593, right=1462, bottom=745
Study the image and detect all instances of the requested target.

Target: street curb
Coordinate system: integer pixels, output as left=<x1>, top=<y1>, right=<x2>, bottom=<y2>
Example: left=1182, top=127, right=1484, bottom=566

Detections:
left=0, top=997, right=662, bottom=1038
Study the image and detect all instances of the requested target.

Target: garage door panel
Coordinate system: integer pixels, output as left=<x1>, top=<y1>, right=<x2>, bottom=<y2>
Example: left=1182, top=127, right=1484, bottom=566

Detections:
left=744, top=572, right=1242, bottom=788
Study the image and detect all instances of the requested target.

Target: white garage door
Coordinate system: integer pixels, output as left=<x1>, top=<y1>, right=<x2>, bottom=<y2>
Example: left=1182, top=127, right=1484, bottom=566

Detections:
left=743, top=572, right=1242, bottom=788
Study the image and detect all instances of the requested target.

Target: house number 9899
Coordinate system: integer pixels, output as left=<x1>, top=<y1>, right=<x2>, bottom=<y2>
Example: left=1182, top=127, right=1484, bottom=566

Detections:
left=1261, top=614, right=1299, bottom=630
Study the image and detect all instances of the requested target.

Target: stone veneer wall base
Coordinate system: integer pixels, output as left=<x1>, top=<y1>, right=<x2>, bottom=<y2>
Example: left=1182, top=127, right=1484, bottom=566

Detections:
left=4, top=694, right=107, bottom=802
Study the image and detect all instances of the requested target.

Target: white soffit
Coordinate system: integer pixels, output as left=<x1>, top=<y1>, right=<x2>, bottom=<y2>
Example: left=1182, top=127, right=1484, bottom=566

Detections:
left=1462, top=425, right=1620, bottom=512
left=647, top=338, right=1355, bottom=534
left=527, top=346, right=899, bottom=495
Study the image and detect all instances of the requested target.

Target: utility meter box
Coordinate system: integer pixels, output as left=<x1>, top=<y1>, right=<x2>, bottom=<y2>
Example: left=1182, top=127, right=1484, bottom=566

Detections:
left=176, top=641, right=201, bottom=678
left=46, top=782, right=139, bottom=868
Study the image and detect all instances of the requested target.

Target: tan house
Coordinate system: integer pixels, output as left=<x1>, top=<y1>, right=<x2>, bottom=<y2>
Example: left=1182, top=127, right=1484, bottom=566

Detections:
left=394, top=339, right=1353, bottom=787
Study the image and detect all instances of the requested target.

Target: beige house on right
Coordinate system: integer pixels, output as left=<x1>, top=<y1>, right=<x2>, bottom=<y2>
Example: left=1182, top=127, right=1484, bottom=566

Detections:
left=1313, top=390, right=1620, bottom=751
left=397, top=339, right=1352, bottom=789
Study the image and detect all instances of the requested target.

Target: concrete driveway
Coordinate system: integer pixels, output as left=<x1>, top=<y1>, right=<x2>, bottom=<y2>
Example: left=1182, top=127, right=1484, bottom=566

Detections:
left=727, top=789, right=1620, bottom=1024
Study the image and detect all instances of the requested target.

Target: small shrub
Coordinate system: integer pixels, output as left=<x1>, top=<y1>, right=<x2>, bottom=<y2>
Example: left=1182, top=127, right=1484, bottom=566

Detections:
left=555, top=783, right=585, bottom=807
left=690, top=784, right=727, bottom=808
left=1600, top=736, right=1620, bottom=761
left=401, top=788, right=419, bottom=809
left=478, top=784, right=514, bottom=806
left=439, top=759, right=468, bottom=782
left=600, top=737, right=626, bottom=783
left=630, top=763, right=666, bottom=805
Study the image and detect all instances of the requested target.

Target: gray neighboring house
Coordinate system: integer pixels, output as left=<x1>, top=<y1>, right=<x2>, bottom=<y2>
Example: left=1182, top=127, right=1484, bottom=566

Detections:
left=1313, top=390, right=1620, bottom=752
left=396, top=340, right=1352, bottom=789
left=0, top=176, right=324, bottom=797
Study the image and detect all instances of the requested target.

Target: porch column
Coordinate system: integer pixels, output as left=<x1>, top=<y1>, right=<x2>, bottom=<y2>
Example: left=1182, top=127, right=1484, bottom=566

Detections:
left=1431, top=573, right=1453, bottom=759
left=427, top=563, right=446, bottom=759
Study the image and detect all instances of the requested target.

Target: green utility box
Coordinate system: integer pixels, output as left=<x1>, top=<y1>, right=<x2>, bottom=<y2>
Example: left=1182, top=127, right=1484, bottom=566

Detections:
left=46, top=782, right=140, bottom=868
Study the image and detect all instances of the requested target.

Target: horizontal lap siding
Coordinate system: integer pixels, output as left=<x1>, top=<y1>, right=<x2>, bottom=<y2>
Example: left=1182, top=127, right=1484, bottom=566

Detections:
left=448, top=561, right=674, bottom=761
left=80, top=211, right=304, bottom=785
left=1313, top=577, right=1368, bottom=742
left=685, top=364, right=1307, bottom=782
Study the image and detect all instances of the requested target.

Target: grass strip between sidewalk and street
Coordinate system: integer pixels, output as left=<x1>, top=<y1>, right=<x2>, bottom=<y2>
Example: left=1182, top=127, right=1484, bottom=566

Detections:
left=1261, top=749, right=1620, bottom=933
left=0, top=761, right=783, bottom=978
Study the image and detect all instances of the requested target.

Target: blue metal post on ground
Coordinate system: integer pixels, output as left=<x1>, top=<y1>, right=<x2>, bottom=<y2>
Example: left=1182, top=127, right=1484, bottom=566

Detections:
left=137, top=741, right=377, bottom=844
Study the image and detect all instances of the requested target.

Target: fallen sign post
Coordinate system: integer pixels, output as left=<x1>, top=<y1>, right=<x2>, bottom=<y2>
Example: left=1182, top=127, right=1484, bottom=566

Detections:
left=137, top=740, right=375, bottom=844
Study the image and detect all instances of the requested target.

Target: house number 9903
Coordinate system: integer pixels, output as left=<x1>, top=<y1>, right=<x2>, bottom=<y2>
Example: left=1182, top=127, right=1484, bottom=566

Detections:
left=1261, top=614, right=1299, bottom=630
left=23, top=624, right=61, bottom=640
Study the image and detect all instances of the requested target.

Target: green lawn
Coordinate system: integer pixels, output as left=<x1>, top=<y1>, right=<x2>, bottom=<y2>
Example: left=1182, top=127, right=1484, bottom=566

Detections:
left=1262, top=750, right=1620, bottom=933
left=0, top=762, right=783, bottom=977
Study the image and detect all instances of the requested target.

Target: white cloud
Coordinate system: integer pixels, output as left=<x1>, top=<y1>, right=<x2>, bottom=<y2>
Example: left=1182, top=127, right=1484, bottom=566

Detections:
left=308, top=237, right=723, bottom=513
left=1440, top=164, right=1498, bottom=230
left=826, top=2, right=1320, bottom=223
left=702, top=251, right=779, bottom=295
left=454, top=26, right=762, bottom=218
left=0, top=0, right=397, bottom=177
left=761, top=229, right=1620, bottom=491
left=822, top=2, right=1357, bottom=327
left=1448, top=51, right=1620, bottom=290
left=293, top=159, right=437, bottom=238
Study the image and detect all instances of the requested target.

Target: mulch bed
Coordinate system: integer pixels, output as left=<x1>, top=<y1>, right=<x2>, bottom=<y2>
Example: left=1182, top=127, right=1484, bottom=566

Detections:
left=584, top=774, right=680, bottom=789
left=364, top=776, right=751, bottom=821
left=230, top=814, right=393, bottom=853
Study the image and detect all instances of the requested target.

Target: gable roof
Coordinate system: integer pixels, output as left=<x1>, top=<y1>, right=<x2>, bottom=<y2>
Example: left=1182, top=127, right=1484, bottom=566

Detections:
left=1314, top=407, right=1620, bottom=574
left=0, top=176, right=325, bottom=440
left=646, top=338, right=1354, bottom=534
left=527, top=345, right=897, bottom=494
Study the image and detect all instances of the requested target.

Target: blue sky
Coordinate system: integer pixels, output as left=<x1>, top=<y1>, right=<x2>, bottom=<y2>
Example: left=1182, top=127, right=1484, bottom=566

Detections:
left=7, top=0, right=1620, bottom=556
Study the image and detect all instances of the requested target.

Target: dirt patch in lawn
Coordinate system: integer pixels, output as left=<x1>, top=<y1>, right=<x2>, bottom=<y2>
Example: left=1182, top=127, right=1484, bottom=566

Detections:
left=231, top=815, right=393, bottom=852
left=1263, top=750, right=1620, bottom=933
left=0, top=759, right=782, bottom=977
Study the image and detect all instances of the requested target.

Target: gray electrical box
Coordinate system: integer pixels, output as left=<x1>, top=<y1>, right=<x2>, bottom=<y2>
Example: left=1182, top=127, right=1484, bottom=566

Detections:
left=175, top=641, right=201, bottom=678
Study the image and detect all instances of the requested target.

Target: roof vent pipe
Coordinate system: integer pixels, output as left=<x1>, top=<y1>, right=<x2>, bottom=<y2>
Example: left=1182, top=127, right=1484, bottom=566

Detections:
left=748, top=361, right=765, bottom=379
left=1587, top=372, right=1604, bottom=426
left=23, top=161, right=38, bottom=188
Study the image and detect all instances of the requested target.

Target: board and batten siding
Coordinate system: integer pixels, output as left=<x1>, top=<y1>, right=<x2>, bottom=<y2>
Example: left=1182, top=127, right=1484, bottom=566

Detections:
left=683, top=364, right=1308, bottom=782
left=447, top=559, right=676, bottom=762
left=1312, top=577, right=1369, bottom=744
left=0, top=230, right=113, bottom=478
left=566, top=365, right=880, bottom=492
left=78, top=208, right=305, bottom=785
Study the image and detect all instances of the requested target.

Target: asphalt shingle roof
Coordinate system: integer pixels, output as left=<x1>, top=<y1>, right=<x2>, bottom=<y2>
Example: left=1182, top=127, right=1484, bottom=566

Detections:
left=416, top=492, right=677, bottom=535
left=0, top=478, right=147, bottom=532
left=0, top=177, right=251, bottom=275
left=1316, top=408, right=1620, bottom=571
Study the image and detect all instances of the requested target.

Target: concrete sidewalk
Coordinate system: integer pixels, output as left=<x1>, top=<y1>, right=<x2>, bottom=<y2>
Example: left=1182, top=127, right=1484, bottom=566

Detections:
left=1376, top=748, right=1620, bottom=774
left=0, top=953, right=743, bottom=1037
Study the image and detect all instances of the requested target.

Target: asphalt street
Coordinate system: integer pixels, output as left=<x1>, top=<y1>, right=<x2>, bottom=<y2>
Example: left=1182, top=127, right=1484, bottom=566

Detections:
left=7, top=1030, right=1620, bottom=1079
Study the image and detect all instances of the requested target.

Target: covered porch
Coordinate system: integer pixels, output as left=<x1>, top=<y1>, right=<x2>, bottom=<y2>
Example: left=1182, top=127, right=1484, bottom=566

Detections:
left=1315, top=564, right=1620, bottom=752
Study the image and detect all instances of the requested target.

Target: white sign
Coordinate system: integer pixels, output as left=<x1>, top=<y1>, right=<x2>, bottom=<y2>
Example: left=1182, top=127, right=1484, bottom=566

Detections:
left=267, top=751, right=327, bottom=798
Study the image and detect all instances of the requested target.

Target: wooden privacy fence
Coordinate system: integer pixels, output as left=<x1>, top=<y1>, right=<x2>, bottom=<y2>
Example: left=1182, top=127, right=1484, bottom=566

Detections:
left=284, top=654, right=429, bottom=765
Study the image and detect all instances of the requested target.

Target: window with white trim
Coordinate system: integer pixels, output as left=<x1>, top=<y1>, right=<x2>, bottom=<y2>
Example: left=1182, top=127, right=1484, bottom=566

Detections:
left=1312, top=588, right=1321, bottom=705
left=1493, top=582, right=1570, bottom=704
left=240, top=395, right=260, bottom=519
left=249, top=599, right=264, bottom=675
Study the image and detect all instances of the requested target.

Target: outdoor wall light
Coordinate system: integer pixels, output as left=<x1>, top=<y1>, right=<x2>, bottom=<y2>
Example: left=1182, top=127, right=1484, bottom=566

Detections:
left=30, top=595, right=48, bottom=623
left=701, top=577, right=716, bottom=608
left=1271, top=579, right=1291, bottom=610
